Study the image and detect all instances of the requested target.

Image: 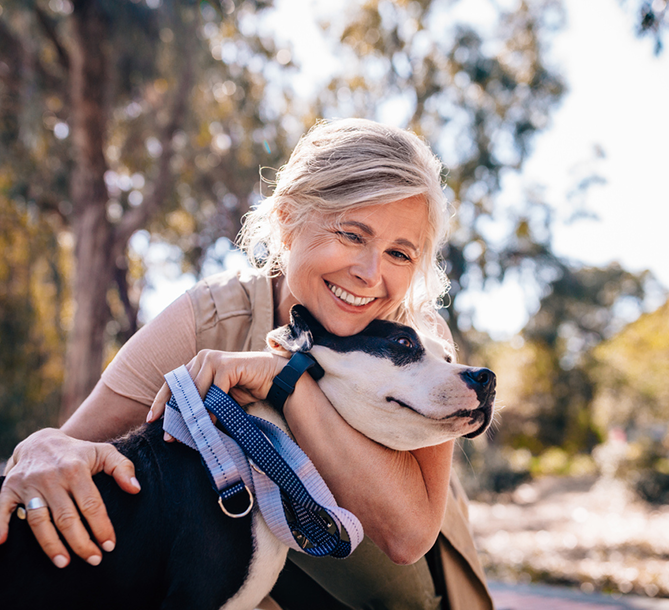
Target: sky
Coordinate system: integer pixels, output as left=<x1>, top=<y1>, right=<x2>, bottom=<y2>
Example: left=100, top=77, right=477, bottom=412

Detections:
left=457, top=0, right=669, bottom=337
left=140, top=0, right=669, bottom=338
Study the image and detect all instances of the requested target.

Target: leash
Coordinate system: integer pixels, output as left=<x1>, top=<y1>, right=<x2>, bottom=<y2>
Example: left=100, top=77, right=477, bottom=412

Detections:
left=163, top=365, right=363, bottom=558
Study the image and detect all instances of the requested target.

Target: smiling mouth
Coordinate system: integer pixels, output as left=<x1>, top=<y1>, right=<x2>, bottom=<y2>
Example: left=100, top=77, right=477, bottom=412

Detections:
left=326, top=281, right=376, bottom=307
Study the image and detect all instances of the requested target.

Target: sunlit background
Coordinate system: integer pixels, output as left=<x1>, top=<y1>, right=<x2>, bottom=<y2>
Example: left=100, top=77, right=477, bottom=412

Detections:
left=1, top=0, right=668, bottom=602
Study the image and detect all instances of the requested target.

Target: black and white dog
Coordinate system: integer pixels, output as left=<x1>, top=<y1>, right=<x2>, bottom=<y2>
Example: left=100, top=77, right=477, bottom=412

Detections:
left=0, top=305, right=495, bottom=610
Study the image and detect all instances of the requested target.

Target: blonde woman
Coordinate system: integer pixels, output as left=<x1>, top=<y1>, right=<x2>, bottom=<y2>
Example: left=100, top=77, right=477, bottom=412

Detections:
left=0, top=119, right=492, bottom=610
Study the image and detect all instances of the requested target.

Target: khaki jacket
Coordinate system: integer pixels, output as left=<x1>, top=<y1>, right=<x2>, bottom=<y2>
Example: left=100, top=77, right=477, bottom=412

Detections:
left=188, top=269, right=494, bottom=610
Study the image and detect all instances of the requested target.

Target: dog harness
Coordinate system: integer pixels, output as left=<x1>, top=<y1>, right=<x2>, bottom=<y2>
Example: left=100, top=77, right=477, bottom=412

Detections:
left=163, top=364, right=363, bottom=558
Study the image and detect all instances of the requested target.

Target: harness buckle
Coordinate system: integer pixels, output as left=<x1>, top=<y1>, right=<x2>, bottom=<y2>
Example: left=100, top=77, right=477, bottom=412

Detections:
left=218, top=485, right=254, bottom=518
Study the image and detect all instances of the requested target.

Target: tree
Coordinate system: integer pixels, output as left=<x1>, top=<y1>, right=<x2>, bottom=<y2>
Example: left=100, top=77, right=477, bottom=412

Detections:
left=0, top=191, right=67, bottom=456
left=0, top=0, right=296, bottom=422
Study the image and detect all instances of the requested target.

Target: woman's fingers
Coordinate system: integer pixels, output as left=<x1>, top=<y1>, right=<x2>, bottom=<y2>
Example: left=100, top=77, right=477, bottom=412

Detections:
left=64, top=442, right=142, bottom=555
left=192, top=356, right=226, bottom=397
left=0, top=476, right=106, bottom=568
left=31, top=484, right=105, bottom=567
left=67, top=477, right=116, bottom=559
left=148, top=351, right=290, bottom=425
left=21, top=490, right=72, bottom=568
left=0, top=429, right=140, bottom=567
left=148, top=353, right=210, bottom=422
left=0, top=481, right=22, bottom=545
left=98, top=443, right=141, bottom=495
left=147, top=382, right=171, bottom=422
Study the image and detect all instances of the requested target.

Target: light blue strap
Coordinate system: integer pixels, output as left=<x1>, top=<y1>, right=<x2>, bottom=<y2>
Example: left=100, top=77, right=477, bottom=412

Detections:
left=163, top=366, right=253, bottom=502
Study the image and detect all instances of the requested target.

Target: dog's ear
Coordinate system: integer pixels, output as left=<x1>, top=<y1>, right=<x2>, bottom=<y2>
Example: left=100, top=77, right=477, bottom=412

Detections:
left=290, top=305, right=326, bottom=335
left=266, top=305, right=317, bottom=354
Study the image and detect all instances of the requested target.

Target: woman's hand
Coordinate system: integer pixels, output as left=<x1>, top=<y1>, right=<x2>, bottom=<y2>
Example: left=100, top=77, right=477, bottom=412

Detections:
left=0, top=428, right=140, bottom=568
left=147, top=350, right=288, bottom=424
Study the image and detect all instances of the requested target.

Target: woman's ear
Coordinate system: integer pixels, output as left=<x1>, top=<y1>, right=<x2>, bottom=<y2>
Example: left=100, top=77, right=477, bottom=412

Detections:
left=275, top=204, right=293, bottom=249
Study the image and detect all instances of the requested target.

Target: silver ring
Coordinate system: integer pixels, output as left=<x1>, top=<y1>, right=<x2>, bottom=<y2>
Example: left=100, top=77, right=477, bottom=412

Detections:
left=26, top=497, right=48, bottom=511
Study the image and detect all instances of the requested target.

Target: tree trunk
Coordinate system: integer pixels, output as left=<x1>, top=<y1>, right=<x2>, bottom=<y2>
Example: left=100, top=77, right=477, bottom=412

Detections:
left=58, top=1, right=195, bottom=422
left=60, top=0, right=112, bottom=422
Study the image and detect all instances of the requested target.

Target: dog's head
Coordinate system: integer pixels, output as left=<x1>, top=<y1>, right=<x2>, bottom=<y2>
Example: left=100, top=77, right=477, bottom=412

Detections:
left=267, top=305, right=495, bottom=451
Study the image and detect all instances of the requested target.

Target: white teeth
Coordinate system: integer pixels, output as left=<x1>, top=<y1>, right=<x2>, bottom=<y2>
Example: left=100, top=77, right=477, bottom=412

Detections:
left=327, top=282, right=375, bottom=306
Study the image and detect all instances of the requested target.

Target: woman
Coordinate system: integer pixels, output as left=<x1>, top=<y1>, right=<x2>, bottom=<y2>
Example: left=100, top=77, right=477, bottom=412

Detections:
left=0, top=119, right=492, bottom=610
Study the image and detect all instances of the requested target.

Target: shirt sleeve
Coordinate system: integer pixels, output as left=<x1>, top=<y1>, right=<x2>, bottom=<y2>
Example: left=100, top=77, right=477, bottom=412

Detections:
left=101, top=294, right=198, bottom=406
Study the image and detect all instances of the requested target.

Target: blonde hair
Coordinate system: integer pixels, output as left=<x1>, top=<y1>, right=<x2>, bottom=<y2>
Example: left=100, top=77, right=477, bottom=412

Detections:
left=238, top=118, right=450, bottom=331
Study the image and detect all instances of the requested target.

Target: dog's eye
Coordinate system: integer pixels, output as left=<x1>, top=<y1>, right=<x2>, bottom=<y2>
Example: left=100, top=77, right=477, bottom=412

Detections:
left=445, top=354, right=453, bottom=364
left=394, top=337, right=414, bottom=348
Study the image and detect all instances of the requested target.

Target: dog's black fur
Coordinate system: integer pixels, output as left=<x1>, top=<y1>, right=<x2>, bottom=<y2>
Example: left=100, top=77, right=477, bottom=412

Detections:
left=0, top=422, right=254, bottom=610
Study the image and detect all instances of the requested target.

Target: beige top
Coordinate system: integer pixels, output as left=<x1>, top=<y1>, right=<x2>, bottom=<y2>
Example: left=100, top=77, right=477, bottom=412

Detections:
left=101, top=267, right=493, bottom=610
left=101, top=268, right=274, bottom=405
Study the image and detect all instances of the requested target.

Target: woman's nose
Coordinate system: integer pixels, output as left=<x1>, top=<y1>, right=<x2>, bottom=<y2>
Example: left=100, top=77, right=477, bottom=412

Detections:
left=351, top=249, right=382, bottom=285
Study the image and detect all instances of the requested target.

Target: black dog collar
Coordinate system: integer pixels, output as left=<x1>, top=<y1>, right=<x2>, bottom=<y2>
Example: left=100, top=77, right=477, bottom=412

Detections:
left=266, top=353, right=324, bottom=413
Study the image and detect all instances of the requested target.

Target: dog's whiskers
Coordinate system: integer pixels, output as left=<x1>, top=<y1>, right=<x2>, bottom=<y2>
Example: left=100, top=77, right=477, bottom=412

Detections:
left=455, top=439, right=475, bottom=473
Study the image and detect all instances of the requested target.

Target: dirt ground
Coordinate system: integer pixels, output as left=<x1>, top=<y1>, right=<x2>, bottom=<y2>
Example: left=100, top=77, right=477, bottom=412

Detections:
left=468, top=475, right=669, bottom=600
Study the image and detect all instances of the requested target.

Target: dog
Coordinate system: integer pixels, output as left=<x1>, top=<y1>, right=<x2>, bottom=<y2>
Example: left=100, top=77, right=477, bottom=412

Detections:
left=0, top=305, right=495, bottom=610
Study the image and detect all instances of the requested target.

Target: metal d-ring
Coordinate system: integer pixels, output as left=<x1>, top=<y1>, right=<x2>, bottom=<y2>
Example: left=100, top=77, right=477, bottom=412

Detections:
left=249, top=458, right=266, bottom=476
left=218, top=485, right=254, bottom=518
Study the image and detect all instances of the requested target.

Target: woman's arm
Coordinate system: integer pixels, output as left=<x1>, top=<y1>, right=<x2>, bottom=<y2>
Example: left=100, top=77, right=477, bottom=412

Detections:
left=284, top=316, right=455, bottom=565
left=0, top=294, right=198, bottom=567
left=284, top=375, right=453, bottom=565
left=63, top=381, right=149, bottom=441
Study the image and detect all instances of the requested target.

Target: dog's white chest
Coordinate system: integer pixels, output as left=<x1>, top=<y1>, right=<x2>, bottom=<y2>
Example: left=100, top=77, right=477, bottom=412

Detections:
left=218, top=511, right=288, bottom=610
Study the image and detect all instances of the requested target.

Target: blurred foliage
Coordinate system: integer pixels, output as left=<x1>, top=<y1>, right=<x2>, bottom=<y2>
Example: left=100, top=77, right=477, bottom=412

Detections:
left=621, top=0, right=669, bottom=54
left=0, top=0, right=300, bottom=419
left=457, top=441, right=532, bottom=499
left=478, top=262, right=660, bottom=455
left=459, top=272, right=668, bottom=503
left=591, top=300, right=669, bottom=433
left=593, top=432, right=669, bottom=504
left=0, top=186, right=68, bottom=456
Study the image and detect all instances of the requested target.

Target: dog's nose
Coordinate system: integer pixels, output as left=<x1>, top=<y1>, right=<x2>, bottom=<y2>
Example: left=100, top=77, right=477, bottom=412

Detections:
left=460, top=368, right=496, bottom=398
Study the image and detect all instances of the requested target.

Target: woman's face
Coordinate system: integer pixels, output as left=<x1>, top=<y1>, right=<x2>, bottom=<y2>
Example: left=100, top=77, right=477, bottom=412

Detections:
left=282, top=196, right=428, bottom=336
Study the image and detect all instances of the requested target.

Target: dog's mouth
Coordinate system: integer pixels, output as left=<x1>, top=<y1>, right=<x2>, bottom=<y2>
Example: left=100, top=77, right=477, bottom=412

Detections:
left=462, top=399, right=494, bottom=439
left=386, top=394, right=495, bottom=438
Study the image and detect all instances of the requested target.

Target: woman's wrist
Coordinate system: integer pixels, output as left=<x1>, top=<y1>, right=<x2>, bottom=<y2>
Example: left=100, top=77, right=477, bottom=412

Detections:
left=266, top=353, right=323, bottom=412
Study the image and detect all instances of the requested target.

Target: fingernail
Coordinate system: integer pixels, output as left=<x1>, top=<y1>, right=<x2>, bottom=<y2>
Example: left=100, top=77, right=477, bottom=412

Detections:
left=53, top=555, right=68, bottom=568
left=87, top=555, right=102, bottom=566
left=146, top=409, right=153, bottom=422
left=102, top=540, right=115, bottom=552
left=131, top=477, right=141, bottom=491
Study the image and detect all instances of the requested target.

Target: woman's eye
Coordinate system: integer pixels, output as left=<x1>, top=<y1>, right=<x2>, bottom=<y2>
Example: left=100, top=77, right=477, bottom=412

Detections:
left=337, top=231, right=364, bottom=244
left=395, top=337, right=413, bottom=348
left=388, top=250, right=411, bottom=262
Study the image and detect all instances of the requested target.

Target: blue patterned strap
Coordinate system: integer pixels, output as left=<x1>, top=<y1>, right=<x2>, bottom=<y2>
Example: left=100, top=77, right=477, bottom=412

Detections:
left=204, top=384, right=363, bottom=557
left=162, top=365, right=364, bottom=557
